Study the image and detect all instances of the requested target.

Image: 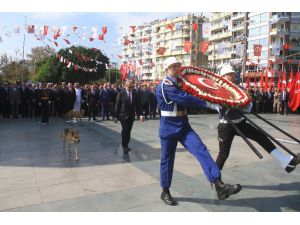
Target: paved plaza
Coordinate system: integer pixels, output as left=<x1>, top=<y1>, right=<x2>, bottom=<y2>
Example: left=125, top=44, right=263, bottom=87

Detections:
left=0, top=113, right=300, bottom=212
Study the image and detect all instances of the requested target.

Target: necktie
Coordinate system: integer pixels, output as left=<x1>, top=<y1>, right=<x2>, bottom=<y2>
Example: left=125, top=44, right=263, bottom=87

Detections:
left=128, top=92, right=131, bottom=103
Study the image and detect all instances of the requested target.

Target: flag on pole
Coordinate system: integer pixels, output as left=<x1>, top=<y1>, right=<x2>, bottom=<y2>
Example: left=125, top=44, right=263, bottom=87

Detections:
left=281, top=70, right=287, bottom=90
left=287, top=69, right=294, bottom=91
left=288, top=70, right=300, bottom=111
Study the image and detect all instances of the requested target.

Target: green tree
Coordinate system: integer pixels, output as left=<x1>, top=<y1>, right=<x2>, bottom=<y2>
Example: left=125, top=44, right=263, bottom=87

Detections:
left=0, top=53, right=29, bottom=82
left=105, top=67, right=122, bottom=83
left=57, top=46, right=110, bottom=83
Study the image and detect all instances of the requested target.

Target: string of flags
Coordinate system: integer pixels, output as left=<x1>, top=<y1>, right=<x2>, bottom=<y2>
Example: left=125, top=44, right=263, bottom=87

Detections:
left=57, top=49, right=109, bottom=73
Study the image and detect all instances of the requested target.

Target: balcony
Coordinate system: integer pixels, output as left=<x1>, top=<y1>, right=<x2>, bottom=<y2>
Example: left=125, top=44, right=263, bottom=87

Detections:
left=270, top=28, right=289, bottom=36
left=231, top=24, right=244, bottom=32
left=231, top=13, right=245, bottom=20
left=211, top=23, right=223, bottom=31
left=277, top=14, right=290, bottom=23
left=209, top=31, right=232, bottom=41
left=211, top=12, right=231, bottom=21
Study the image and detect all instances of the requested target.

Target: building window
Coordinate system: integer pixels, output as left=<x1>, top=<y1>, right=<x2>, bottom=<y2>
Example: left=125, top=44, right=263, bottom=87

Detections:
left=249, top=27, right=259, bottom=37
left=259, top=38, right=268, bottom=47
left=259, top=25, right=269, bottom=35
left=260, top=13, right=269, bottom=22
left=251, top=15, right=260, bottom=24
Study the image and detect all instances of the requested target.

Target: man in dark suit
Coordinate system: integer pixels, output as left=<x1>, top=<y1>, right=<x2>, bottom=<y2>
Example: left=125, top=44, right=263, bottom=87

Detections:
left=279, top=87, right=289, bottom=115
left=87, top=84, right=98, bottom=121
left=115, top=80, right=144, bottom=153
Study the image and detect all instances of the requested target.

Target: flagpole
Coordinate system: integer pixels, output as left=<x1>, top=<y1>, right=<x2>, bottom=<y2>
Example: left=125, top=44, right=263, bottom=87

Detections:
left=21, top=16, right=27, bottom=83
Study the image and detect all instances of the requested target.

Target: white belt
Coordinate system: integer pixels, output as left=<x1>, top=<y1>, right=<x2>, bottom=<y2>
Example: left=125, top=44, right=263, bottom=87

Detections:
left=219, top=118, right=244, bottom=124
left=161, top=110, right=187, bottom=117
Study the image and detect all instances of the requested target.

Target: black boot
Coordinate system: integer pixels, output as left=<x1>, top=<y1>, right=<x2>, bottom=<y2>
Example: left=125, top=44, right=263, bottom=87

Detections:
left=285, top=153, right=300, bottom=173
left=160, top=189, right=177, bottom=206
left=213, top=179, right=241, bottom=200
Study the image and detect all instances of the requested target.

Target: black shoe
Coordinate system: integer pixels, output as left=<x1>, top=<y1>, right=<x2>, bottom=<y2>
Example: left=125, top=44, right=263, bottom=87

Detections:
left=213, top=179, right=241, bottom=200
left=123, top=146, right=131, bottom=153
left=160, top=189, right=176, bottom=206
left=286, top=153, right=300, bottom=173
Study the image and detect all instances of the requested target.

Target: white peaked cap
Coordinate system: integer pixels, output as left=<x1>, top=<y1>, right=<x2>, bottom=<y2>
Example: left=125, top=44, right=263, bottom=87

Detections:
left=163, top=57, right=181, bottom=70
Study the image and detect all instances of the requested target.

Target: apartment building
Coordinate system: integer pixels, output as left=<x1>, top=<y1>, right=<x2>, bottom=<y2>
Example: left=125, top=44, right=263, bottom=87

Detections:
left=269, top=12, right=300, bottom=72
left=207, top=12, right=233, bottom=70
left=120, top=14, right=207, bottom=81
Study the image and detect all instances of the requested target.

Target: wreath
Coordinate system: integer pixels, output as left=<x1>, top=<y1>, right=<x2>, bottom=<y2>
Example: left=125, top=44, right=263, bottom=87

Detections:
left=178, top=66, right=250, bottom=108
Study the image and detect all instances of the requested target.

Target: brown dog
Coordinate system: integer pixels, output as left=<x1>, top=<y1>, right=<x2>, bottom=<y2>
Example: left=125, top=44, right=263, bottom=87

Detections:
left=64, top=109, right=85, bottom=122
left=60, top=128, right=80, bottom=161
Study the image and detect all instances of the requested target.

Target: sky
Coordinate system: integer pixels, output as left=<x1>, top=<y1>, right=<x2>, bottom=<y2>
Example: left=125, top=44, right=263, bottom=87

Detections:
left=0, top=12, right=191, bottom=65
left=1, top=0, right=298, bottom=67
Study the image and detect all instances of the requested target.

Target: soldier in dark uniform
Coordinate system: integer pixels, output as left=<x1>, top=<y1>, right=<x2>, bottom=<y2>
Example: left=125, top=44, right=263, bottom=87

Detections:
left=156, top=57, right=241, bottom=205
left=33, top=83, right=41, bottom=118
left=64, top=83, right=76, bottom=113
left=38, top=83, right=50, bottom=124
left=0, top=81, right=11, bottom=118
left=216, top=64, right=300, bottom=177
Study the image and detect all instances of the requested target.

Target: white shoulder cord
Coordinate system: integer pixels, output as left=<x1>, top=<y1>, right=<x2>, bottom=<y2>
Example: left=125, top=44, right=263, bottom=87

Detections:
left=161, top=80, right=173, bottom=104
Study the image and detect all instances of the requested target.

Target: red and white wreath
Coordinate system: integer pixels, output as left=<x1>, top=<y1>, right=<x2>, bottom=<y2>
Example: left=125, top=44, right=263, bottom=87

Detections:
left=178, top=66, right=250, bottom=108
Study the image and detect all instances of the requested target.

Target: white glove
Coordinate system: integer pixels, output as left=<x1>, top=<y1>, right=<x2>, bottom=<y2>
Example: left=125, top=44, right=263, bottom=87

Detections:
left=243, top=102, right=252, bottom=113
left=206, top=102, right=222, bottom=113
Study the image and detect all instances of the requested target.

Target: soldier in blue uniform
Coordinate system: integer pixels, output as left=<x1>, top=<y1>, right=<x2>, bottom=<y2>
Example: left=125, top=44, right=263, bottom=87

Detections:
left=156, top=57, right=241, bottom=205
left=216, top=64, right=300, bottom=175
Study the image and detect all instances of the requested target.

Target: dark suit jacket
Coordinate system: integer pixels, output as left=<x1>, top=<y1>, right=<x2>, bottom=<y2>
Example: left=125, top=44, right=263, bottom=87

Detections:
left=279, top=91, right=289, bottom=102
left=115, top=89, right=141, bottom=120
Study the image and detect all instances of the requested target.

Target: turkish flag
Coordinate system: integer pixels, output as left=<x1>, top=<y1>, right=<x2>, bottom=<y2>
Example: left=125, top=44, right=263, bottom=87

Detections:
left=270, top=69, right=274, bottom=88
left=72, top=26, right=78, bottom=32
left=43, top=26, right=49, bottom=35
left=200, top=41, right=210, bottom=53
left=192, top=23, right=198, bottom=31
left=277, top=71, right=281, bottom=90
left=166, top=23, right=175, bottom=31
left=264, top=71, right=269, bottom=92
left=283, top=43, right=293, bottom=50
left=129, top=26, right=137, bottom=33
left=102, top=26, right=107, bottom=34
left=245, top=75, right=250, bottom=90
left=120, top=64, right=129, bottom=80
left=26, top=25, right=35, bottom=33
left=98, top=34, right=104, bottom=41
left=123, top=39, right=132, bottom=46
left=281, top=70, right=287, bottom=91
left=259, top=71, right=264, bottom=89
left=288, top=70, right=300, bottom=111
left=184, top=41, right=192, bottom=53
left=288, top=69, right=294, bottom=91
left=253, top=44, right=262, bottom=57
left=156, top=47, right=166, bottom=55
left=63, top=39, right=70, bottom=44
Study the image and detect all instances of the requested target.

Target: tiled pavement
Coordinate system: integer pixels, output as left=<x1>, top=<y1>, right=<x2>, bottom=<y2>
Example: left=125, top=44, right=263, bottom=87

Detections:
left=0, top=113, right=299, bottom=212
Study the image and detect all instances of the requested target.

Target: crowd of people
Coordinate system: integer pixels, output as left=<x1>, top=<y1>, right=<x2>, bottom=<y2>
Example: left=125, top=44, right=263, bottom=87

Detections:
left=248, top=86, right=296, bottom=115
left=0, top=80, right=158, bottom=122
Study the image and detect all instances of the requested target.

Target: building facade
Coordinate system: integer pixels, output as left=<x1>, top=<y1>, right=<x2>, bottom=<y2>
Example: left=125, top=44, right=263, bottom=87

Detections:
left=120, top=14, right=207, bottom=81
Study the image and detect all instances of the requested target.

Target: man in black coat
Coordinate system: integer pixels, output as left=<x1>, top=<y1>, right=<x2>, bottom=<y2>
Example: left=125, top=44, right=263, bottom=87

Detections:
left=87, top=84, right=98, bottom=121
left=115, top=80, right=144, bottom=153
left=279, top=87, right=290, bottom=115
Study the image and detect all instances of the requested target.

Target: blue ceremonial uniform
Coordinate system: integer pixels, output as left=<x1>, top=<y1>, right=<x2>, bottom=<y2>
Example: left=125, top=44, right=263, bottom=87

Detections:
left=156, top=75, right=221, bottom=189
